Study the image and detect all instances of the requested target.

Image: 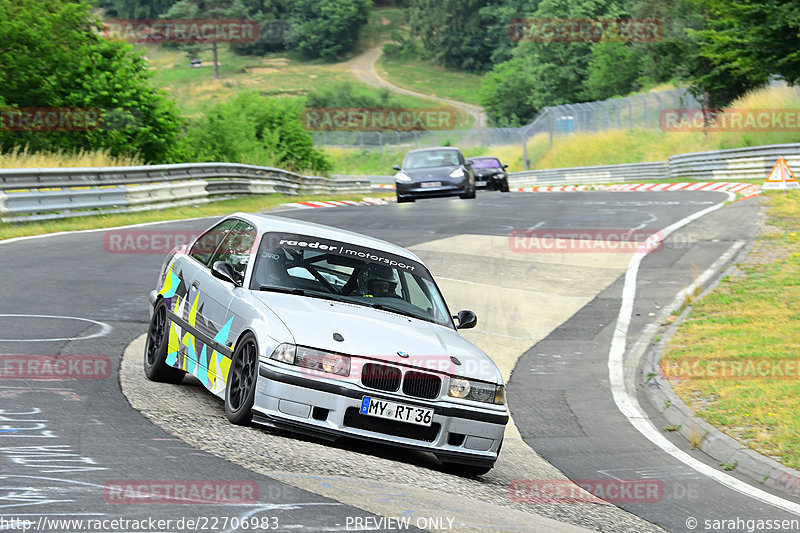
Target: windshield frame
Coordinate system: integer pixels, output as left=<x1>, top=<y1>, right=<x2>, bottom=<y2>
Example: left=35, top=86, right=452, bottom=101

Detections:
left=402, top=149, right=463, bottom=170
left=249, top=231, right=456, bottom=329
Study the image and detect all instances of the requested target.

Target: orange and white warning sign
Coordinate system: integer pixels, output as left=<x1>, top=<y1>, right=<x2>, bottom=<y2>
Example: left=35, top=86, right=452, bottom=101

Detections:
left=762, top=157, right=799, bottom=190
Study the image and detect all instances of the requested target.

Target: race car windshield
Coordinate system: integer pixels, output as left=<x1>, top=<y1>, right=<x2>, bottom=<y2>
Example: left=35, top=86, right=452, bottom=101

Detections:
left=472, top=158, right=501, bottom=168
left=403, top=150, right=461, bottom=169
left=251, top=232, right=454, bottom=328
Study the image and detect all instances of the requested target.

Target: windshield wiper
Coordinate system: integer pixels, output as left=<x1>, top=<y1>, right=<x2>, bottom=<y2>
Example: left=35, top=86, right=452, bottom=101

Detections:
left=259, top=285, right=346, bottom=303
left=260, top=285, right=305, bottom=295
left=369, top=302, right=429, bottom=322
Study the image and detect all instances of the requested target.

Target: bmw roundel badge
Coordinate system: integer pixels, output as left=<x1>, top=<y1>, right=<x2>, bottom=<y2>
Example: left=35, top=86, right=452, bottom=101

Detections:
left=397, top=351, right=409, bottom=358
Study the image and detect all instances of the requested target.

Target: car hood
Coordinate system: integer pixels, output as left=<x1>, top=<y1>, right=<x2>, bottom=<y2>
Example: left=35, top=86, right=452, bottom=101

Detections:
left=474, top=168, right=502, bottom=176
left=254, top=292, right=501, bottom=383
left=400, top=167, right=459, bottom=181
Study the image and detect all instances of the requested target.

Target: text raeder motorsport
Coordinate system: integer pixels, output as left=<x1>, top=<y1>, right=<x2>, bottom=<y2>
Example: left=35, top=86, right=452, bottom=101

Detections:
left=278, top=239, right=416, bottom=272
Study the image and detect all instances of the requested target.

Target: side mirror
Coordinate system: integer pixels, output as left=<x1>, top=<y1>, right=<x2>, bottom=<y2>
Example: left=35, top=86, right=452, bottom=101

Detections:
left=211, top=261, right=241, bottom=287
left=502, top=164, right=509, bottom=169
left=453, top=310, right=477, bottom=329
left=393, top=164, right=402, bottom=171
left=465, top=159, right=474, bottom=166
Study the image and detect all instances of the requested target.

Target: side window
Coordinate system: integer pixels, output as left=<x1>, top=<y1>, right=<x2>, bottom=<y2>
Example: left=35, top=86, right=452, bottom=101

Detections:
left=189, top=219, right=237, bottom=267
left=208, top=221, right=257, bottom=284
left=401, top=271, right=432, bottom=310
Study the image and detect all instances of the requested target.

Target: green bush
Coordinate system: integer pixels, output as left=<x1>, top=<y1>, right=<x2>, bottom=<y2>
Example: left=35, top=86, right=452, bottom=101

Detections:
left=0, top=0, right=183, bottom=163
left=305, top=82, right=400, bottom=109
left=180, top=92, right=331, bottom=173
left=287, top=0, right=372, bottom=60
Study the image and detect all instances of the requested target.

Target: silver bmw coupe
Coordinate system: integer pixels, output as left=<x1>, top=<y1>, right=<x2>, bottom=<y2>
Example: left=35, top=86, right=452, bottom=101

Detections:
left=145, top=213, right=507, bottom=475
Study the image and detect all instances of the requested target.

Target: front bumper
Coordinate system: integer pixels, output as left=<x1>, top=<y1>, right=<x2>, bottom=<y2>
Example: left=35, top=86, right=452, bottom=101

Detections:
left=253, top=362, right=507, bottom=467
left=474, top=173, right=506, bottom=189
left=396, top=181, right=467, bottom=199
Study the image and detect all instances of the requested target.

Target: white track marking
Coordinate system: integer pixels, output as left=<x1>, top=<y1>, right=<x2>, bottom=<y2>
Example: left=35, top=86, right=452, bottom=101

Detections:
left=0, top=314, right=112, bottom=342
left=608, top=192, right=800, bottom=515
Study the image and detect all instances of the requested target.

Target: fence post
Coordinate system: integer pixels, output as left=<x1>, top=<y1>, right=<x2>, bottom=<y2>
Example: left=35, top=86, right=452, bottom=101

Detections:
left=637, top=94, right=648, bottom=128
left=626, top=98, right=633, bottom=129
left=521, top=131, right=529, bottom=169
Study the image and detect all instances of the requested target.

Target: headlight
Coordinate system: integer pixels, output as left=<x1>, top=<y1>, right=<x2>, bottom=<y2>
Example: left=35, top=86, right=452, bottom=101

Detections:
left=448, top=377, right=505, bottom=404
left=269, top=343, right=295, bottom=364
left=448, top=378, right=470, bottom=398
left=395, top=171, right=411, bottom=182
left=449, top=168, right=465, bottom=178
left=269, top=343, right=350, bottom=377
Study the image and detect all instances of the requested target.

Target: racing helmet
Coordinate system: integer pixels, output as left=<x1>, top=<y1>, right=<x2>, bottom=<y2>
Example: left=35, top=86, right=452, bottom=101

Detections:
left=366, top=264, right=399, bottom=295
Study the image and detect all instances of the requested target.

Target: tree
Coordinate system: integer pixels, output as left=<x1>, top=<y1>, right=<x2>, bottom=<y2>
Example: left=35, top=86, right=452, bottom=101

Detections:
left=479, top=56, right=540, bottom=126
left=0, top=0, right=182, bottom=162
left=409, top=0, right=514, bottom=72
left=286, top=0, right=372, bottom=60
left=96, top=0, right=180, bottom=19
left=479, top=0, right=630, bottom=125
left=692, top=0, right=800, bottom=87
left=161, top=0, right=250, bottom=79
left=582, top=41, right=641, bottom=100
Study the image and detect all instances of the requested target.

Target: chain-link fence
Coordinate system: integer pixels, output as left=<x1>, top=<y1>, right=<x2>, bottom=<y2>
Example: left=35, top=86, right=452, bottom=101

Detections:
left=312, top=88, right=703, bottom=168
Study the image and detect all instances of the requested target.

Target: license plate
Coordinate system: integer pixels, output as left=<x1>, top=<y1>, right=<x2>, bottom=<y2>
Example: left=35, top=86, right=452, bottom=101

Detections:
left=475, top=180, right=487, bottom=186
left=359, top=396, right=434, bottom=426
left=420, top=181, right=441, bottom=188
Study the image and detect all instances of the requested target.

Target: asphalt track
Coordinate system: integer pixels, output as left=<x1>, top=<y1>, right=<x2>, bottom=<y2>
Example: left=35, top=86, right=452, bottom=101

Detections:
left=1, top=190, right=798, bottom=533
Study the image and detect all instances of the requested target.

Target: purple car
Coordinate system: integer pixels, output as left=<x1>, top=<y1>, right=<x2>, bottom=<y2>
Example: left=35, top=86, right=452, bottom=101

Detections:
left=470, top=157, right=509, bottom=192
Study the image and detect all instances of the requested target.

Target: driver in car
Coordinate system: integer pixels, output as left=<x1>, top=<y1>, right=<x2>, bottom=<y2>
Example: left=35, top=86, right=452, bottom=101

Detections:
left=365, top=267, right=399, bottom=298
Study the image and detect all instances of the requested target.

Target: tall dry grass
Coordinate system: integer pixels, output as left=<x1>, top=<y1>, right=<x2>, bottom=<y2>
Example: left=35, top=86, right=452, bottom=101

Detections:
left=0, top=146, right=143, bottom=169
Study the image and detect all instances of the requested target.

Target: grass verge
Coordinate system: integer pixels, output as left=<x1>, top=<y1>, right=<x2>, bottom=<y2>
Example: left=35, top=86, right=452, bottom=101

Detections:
left=661, top=190, right=800, bottom=470
left=0, top=193, right=385, bottom=241
left=376, top=53, right=484, bottom=106
left=139, top=44, right=437, bottom=119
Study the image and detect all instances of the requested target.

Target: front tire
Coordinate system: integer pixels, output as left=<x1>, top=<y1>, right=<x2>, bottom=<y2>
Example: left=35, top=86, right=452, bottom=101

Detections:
left=397, top=195, right=415, bottom=203
left=225, top=332, right=259, bottom=426
left=144, top=300, right=185, bottom=383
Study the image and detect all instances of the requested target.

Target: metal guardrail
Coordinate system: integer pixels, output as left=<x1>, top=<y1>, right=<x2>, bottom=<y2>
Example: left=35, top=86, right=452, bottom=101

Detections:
left=509, top=143, right=800, bottom=187
left=2, top=142, right=796, bottom=221
left=509, top=161, right=668, bottom=187
left=668, top=143, right=800, bottom=181
left=0, top=163, right=371, bottom=222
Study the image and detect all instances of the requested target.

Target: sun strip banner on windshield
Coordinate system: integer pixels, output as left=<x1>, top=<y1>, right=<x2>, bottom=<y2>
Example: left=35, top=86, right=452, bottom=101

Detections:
left=260, top=232, right=432, bottom=281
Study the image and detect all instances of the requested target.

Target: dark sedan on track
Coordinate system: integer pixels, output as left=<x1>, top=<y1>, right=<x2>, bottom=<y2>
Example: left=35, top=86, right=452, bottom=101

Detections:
left=393, top=147, right=476, bottom=203
left=471, top=156, right=509, bottom=192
